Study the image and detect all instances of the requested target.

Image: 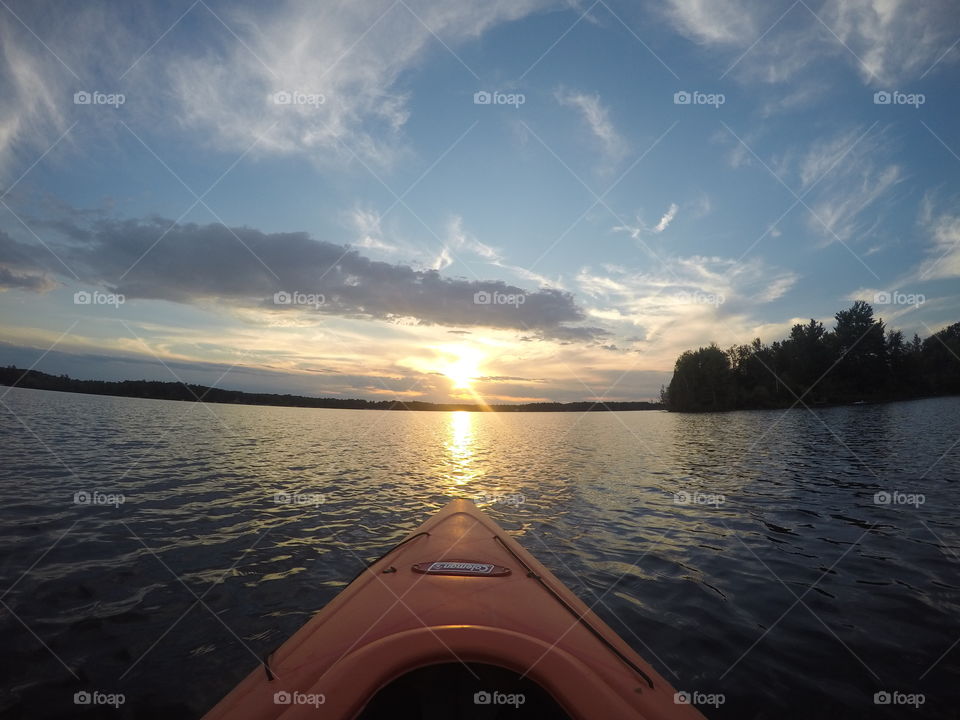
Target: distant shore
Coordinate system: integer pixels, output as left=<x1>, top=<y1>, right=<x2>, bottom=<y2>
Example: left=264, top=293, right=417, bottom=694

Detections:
left=0, top=367, right=662, bottom=412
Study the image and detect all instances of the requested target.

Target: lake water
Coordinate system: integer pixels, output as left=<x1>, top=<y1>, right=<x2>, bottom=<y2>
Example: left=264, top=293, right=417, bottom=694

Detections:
left=1, top=387, right=958, bottom=719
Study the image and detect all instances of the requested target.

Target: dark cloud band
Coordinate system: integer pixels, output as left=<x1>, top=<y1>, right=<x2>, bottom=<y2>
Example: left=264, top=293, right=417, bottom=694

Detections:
left=0, top=218, right=608, bottom=342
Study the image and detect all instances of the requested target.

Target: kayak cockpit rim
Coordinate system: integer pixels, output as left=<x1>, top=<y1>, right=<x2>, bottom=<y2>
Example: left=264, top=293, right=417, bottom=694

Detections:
left=263, top=520, right=655, bottom=691
left=262, top=530, right=433, bottom=680
left=492, top=534, right=655, bottom=689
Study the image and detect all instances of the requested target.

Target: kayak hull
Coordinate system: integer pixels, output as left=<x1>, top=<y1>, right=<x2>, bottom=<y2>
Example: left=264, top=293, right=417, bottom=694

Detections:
left=202, top=500, right=707, bottom=719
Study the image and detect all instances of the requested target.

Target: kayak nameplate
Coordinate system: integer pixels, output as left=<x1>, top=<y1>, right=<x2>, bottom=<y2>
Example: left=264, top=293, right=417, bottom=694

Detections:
left=412, top=560, right=511, bottom=577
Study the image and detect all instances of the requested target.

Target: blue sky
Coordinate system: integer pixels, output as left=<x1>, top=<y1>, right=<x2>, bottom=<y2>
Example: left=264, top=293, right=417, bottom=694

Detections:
left=1, top=0, right=958, bottom=402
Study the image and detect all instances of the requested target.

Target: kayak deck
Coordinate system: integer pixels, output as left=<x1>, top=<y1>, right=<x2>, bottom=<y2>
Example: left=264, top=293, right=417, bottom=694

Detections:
left=202, top=500, right=706, bottom=719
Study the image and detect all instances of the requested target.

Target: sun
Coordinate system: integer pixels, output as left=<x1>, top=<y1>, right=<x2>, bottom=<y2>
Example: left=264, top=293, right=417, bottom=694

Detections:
left=439, top=344, right=484, bottom=391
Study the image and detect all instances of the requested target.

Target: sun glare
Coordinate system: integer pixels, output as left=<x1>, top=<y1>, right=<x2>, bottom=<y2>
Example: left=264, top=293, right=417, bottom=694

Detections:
left=440, top=345, right=484, bottom=390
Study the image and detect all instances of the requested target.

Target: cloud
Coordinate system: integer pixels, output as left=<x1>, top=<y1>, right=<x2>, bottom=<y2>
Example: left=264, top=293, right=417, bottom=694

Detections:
left=653, top=203, right=679, bottom=233
left=429, top=215, right=500, bottom=272
left=721, top=126, right=903, bottom=246
left=759, top=84, right=827, bottom=117
left=0, top=230, right=57, bottom=291
left=0, top=213, right=607, bottom=341
left=432, top=246, right=453, bottom=271
left=664, top=0, right=958, bottom=85
left=899, top=199, right=960, bottom=284
left=163, top=0, right=553, bottom=167
left=920, top=211, right=960, bottom=281
left=445, top=215, right=499, bottom=261
left=819, top=0, right=958, bottom=84
left=664, top=0, right=759, bottom=45
left=794, top=128, right=902, bottom=243
left=432, top=215, right=562, bottom=290
left=348, top=207, right=398, bottom=254
left=0, top=0, right=554, bottom=177
left=0, top=265, right=56, bottom=292
left=0, top=7, right=72, bottom=179
left=811, top=164, right=900, bottom=243
left=0, top=2, right=163, bottom=180
left=691, top=194, right=712, bottom=218
left=576, top=254, right=798, bottom=364
left=613, top=202, right=679, bottom=240
left=822, top=198, right=960, bottom=335
left=555, top=89, right=626, bottom=169
left=712, top=128, right=759, bottom=169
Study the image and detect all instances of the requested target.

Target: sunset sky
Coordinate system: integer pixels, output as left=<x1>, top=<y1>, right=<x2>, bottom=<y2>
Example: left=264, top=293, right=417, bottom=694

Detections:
left=1, top=0, right=958, bottom=402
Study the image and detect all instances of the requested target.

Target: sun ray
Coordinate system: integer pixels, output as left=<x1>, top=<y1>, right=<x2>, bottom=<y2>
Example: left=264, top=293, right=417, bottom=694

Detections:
left=437, top=344, right=484, bottom=393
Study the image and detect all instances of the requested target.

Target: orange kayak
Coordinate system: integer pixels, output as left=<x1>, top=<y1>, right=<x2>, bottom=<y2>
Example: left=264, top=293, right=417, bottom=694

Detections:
left=203, top=499, right=707, bottom=719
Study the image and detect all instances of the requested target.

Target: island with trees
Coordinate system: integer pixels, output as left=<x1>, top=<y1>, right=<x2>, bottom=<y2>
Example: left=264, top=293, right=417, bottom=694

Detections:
left=663, top=301, right=960, bottom=412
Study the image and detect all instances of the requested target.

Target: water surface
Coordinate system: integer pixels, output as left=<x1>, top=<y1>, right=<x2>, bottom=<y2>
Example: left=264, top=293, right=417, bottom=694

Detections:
left=1, top=387, right=958, bottom=718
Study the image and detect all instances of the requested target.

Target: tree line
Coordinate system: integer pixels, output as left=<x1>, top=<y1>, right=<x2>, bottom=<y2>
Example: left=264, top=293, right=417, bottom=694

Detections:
left=664, top=301, right=960, bottom=412
left=0, top=367, right=662, bottom=412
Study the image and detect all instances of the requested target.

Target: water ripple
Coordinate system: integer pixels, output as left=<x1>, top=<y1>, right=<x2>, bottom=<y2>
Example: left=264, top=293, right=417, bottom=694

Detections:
left=0, top=390, right=958, bottom=718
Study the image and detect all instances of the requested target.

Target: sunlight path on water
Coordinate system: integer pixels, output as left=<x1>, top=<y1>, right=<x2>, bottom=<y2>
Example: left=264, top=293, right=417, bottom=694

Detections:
left=440, top=411, right=482, bottom=491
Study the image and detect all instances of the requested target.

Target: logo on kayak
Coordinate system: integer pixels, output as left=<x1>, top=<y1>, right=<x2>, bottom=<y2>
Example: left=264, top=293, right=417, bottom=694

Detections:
left=412, top=560, right=511, bottom=577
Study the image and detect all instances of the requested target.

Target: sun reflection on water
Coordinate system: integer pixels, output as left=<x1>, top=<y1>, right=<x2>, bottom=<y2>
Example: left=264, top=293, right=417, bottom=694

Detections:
left=443, top=410, right=481, bottom=490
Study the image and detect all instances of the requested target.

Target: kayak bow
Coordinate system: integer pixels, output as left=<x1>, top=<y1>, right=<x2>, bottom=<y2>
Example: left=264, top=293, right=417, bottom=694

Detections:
left=202, top=499, right=707, bottom=719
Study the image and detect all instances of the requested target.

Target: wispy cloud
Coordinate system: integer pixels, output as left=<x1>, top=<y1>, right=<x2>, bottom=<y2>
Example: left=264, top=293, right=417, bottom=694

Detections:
left=910, top=198, right=960, bottom=282
left=795, top=128, right=902, bottom=243
left=653, top=203, right=679, bottom=233
left=613, top=202, right=679, bottom=240
left=348, top=207, right=399, bottom=254
left=576, top=254, right=798, bottom=364
left=842, top=196, right=960, bottom=334
left=665, top=0, right=958, bottom=85
left=0, top=0, right=554, bottom=176
left=722, top=125, right=904, bottom=246
left=164, top=0, right=553, bottom=167
left=664, top=0, right=760, bottom=45
left=759, top=84, right=827, bottom=117
left=432, top=215, right=561, bottom=290
left=820, top=0, right=959, bottom=84
left=445, top=215, right=499, bottom=261
left=431, top=246, right=453, bottom=271
left=555, top=89, right=627, bottom=170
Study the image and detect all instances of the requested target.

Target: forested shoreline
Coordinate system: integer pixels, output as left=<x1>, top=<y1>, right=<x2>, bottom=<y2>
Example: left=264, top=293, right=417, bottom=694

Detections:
left=664, top=301, right=960, bottom=412
left=0, top=367, right=661, bottom=412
